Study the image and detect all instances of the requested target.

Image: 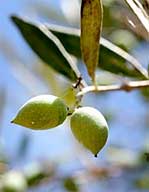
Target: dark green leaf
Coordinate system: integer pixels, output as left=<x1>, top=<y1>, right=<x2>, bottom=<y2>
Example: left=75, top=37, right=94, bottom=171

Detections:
left=11, top=15, right=146, bottom=79
left=48, top=25, right=145, bottom=78
left=11, top=16, right=77, bottom=81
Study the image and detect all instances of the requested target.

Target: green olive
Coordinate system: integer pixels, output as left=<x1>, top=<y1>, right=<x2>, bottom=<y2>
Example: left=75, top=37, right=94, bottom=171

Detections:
left=70, top=107, right=109, bottom=157
left=11, top=95, right=68, bottom=130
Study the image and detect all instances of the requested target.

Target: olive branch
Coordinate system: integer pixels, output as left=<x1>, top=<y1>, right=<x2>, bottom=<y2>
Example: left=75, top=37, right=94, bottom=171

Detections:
left=77, top=79, right=149, bottom=97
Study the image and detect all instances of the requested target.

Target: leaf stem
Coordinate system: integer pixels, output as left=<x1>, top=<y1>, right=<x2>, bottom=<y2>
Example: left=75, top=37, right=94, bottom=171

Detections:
left=77, top=80, right=149, bottom=96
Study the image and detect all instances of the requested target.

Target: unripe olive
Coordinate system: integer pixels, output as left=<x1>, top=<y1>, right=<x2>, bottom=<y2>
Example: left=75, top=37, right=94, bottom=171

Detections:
left=70, top=107, right=109, bottom=157
left=11, top=95, right=68, bottom=130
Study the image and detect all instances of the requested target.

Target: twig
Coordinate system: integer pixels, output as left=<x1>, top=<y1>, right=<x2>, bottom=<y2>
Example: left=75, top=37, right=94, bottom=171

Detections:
left=77, top=80, right=149, bottom=96
left=124, top=0, right=149, bottom=33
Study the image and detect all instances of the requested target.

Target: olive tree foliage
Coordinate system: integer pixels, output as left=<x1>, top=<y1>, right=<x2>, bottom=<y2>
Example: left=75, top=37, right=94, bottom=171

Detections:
left=0, top=0, right=149, bottom=191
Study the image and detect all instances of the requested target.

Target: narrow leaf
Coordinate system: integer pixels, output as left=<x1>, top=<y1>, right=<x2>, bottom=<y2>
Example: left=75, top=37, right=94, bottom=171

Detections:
left=81, top=0, right=103, bottom=82
left=48, top=24, right=147, bottom=78
left=11, top=16, right=77, bottom=81
left=11, top=16, right=147, bottom=80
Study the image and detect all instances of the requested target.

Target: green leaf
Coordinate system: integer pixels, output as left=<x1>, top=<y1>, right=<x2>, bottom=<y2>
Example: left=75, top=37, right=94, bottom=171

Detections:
left=81, top=0, right=103, bottom=82
left=48, top=25, right=145, bottom=78
left=11, top=16, right=77, bottom=81
left=11, top=15, right=146, bottom=79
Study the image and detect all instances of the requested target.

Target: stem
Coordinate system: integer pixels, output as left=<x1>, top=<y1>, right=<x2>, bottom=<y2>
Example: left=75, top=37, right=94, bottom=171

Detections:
left=77, top=80, right=149, bottom=96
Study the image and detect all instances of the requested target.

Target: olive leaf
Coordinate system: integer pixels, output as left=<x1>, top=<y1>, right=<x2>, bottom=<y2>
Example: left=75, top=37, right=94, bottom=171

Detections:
left=11, top=16, right=147, bottom=80
left=81, top=0, right=103, bottom=82
left=49, top=24, right=146, bottom=78
left=11, top=16, right=77, bottom=81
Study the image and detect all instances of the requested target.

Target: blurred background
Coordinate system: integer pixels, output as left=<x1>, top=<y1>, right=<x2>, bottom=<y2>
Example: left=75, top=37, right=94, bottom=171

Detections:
left=0, top=0, right=149, bottom=191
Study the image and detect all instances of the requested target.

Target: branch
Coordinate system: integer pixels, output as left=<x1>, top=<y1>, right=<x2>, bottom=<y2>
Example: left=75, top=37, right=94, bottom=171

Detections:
left=77, top=80, right=149, bottom=96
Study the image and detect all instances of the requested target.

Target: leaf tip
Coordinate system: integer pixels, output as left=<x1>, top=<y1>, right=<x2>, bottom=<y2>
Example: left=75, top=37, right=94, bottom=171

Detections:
left=10, top=15, right=22, bottom=26
left=10, top=15, right=17, bottom=22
